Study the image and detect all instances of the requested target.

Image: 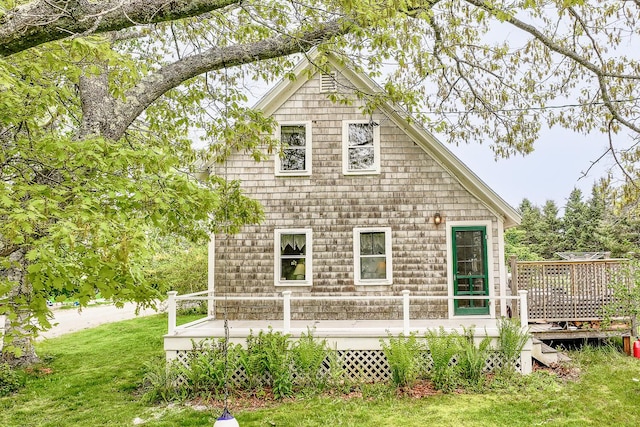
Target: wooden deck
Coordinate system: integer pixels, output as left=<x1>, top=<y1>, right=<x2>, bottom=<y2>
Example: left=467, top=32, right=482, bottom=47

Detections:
left=529, top=322, right=630, bottom=341
left=511, top=258, right=629, bottom=322
left=166, top=317, right=502, bottom=347
left=163, top=291, right=534, bottom=374
left=164, top=316, right=534, bottom=375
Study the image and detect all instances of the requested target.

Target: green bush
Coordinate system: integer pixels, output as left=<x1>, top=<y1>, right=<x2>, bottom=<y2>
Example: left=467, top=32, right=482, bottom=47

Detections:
left=380, top=332, right=425, bottom=387
left=425, top=327, right=461, bottom=392
left=145, top=238, right=208, bottom=314
left=291, top=328, right=330, bottom=391
left=496, top=317, right=529, bottom=375
left=455, top=327, right=492, bottom=390
left=242, top=328, right=293, bottom=399
left=0, top=363, right=24, bottom=397
left=182, top=339, right=243, bottom=398
left=140, top=357, right=186, bottom=403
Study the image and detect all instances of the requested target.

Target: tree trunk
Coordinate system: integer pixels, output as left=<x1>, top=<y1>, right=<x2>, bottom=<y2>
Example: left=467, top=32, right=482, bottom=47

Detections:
left=1, top=248, right=40, bottom=368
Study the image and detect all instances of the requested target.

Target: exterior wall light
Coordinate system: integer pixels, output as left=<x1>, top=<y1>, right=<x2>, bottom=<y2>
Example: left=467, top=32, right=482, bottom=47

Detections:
left=433, top=212, right=442, bottom=225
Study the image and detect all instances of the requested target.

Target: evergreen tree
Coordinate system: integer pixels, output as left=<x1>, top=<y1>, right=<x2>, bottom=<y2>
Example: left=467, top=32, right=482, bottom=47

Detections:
left=517, top=199, right=544, bottom=251
left=539, top=200, right=563, bottom=259
left=561, top=188, right=590, bottom=252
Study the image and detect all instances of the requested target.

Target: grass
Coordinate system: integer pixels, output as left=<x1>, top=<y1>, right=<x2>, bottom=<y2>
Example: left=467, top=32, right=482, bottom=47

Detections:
left=1, top=315, right=640, bottom=426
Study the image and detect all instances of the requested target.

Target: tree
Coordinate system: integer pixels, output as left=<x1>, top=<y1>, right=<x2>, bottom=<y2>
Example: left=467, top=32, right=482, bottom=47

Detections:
left=516, top=199, right=544, bottom=252
left=538, top=200, right=563, bottom=259
left=561, top=188, right=585, bottom=252
left=2, top=0, right=640, bottom=365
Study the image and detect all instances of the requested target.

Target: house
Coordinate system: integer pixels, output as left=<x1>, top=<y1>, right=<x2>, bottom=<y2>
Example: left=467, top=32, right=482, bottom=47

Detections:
left=164, top=51, right=530, bottom=375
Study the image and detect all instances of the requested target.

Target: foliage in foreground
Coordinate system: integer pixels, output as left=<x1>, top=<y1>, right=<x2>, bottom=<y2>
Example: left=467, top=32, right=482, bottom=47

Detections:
left=0, top=362, right=24, bottom=397
left=141, top=321, right=529, bottom=403
left=1, top=315, right=640, bottom=426
left=601, top=260, right=640, bottom=336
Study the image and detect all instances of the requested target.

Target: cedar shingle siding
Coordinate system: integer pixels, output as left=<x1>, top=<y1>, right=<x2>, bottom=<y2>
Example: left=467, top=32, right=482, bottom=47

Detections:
left=211, top=69, right=502, bottom=321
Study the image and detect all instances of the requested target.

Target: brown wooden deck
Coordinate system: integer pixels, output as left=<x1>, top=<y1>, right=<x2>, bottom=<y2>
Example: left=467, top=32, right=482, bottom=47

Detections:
left=529, top=322, right=630, bottom=341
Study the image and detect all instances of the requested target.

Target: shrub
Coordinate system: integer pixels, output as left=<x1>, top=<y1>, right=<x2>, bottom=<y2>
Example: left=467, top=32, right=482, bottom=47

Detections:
left=425, top=327, right=460, bottom=392
left=380, top=332, right=425, bottom=387
left=140, top=358, right=185, bottom=404
left=497, top=317, right=529, bottom=375
left=0, top=362, right=24, bottom=397
left=146, top=238, right=208, bottom=314
left=182, top=339, right=243, bottom=398
left=242, top=328, right=293, bottom=399
left=291, top=328, right=330, bottom=391
left=455, top=326, right=492, bottom=390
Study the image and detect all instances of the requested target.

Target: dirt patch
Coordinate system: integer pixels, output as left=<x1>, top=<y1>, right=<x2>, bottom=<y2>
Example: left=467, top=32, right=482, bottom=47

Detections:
left=533, top=360, right=581, bottom=382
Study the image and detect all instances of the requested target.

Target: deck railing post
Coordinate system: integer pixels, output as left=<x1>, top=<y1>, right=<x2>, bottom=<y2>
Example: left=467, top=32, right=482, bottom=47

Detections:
left=282, top=291, right=292, bottom=333
left=167, top=291, right=178, bottom=335
left=518, top=290, right=528, bottom=328
left=402, top=290, right=411, bottom=334
left=510, top=256, right=519, bottom=320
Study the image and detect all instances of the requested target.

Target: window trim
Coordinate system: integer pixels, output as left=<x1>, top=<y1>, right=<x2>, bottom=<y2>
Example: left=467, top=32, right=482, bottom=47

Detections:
left=353, top=227, right=392, bottom=286
left=275, top=121, right=312, bottom=176
left=274, top=228, right=313, bottom=287
left=342, top=120, right=381, bottom=175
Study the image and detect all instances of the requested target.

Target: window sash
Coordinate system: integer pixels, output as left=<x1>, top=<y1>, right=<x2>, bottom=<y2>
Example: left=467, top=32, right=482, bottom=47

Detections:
left=277, top=123, right=311, bottom=175
left=275, top=229, right=312, bottom=285
left=354, top=228, right=391, bottom=285
left=342, top=121, right=380, bottom=174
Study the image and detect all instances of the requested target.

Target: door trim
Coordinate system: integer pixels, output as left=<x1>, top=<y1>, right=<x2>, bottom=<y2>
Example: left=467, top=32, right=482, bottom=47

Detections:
left=446, top=220, right=495, bottom=319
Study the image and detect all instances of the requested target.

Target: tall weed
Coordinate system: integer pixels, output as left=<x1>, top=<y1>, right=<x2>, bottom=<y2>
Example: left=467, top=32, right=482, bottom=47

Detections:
left=0, top=363, right=24, bottom=397
left=182, top=339, right=243, bottom=398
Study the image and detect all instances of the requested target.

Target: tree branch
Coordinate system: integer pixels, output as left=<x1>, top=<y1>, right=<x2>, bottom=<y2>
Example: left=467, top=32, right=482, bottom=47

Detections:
left=104, top=18, right=351, bottom=140
left=0, top=0, right=241, bottom=57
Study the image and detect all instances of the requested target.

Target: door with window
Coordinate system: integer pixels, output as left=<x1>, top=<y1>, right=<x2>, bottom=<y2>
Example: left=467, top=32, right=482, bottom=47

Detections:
left=452, top=226, right=489, bottom=315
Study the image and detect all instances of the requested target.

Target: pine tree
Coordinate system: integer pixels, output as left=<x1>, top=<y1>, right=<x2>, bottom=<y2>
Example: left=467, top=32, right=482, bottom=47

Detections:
left=539, top=200, right=563, bottom=259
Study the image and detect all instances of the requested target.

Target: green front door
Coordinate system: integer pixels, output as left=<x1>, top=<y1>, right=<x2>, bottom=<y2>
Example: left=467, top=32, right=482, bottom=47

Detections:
left=452, top=226, right=490, bottom=315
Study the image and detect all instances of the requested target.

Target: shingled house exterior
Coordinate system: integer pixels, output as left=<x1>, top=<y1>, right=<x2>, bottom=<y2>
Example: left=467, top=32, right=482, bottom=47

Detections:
left=164, top=52, right=530, bottom=374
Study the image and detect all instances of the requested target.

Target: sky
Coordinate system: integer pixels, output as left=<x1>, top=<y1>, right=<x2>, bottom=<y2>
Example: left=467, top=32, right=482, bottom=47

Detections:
left=446, top=126, right=616, bottom=211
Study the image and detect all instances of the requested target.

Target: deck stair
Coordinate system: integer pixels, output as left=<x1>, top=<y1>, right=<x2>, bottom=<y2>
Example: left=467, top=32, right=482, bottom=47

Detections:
left=531, top=338, right=571, bottom=366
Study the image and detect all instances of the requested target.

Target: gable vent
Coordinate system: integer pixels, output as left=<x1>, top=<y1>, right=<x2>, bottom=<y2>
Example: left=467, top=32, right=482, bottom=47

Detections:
left=320, top=72, right=337, bottom=93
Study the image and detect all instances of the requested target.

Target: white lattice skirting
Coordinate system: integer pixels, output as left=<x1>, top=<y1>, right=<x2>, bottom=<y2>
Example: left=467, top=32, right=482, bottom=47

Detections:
left=170, top=349, right=522, bottom=387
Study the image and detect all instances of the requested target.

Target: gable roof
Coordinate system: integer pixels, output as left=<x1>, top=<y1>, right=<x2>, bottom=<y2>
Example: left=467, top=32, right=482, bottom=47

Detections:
left=254, top=51, right=521, bottom=228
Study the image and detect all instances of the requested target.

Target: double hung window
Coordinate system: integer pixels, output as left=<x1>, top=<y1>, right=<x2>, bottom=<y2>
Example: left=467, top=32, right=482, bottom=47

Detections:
left=275, top=229, right=312, bottom=286
left=342, top=120, right=380, bottom=174
left=353, top=227, right=392, bottom=285
left=276, top=122, right=312, bottom=176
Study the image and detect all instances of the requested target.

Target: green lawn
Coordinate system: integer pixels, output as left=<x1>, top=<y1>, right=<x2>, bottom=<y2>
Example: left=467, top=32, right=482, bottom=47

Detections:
left=1, top=315, right=640, bottom=426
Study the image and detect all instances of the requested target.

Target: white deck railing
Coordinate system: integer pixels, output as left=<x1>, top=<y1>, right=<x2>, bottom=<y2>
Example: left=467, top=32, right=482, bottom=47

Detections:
left=166, top=290, right=529, bottom=336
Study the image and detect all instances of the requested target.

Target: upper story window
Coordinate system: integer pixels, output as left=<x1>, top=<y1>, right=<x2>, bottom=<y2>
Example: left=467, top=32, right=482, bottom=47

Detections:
left=353, top=227, right=392, bottom=285
left=342, top=120, right=380, bottom=175
left=275, top=122, right=312, bottom=176
left=275, top=229, right=312, bottom=286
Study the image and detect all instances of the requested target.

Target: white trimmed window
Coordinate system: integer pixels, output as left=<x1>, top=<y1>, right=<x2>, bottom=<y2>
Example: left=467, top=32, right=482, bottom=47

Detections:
left=353, top=227, right=392, bottom=285
left=275, top=122, right=312, bottom=176
left=275, top=229, right=312, bottom=286
left=342, top=120, right=380, bottom=175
